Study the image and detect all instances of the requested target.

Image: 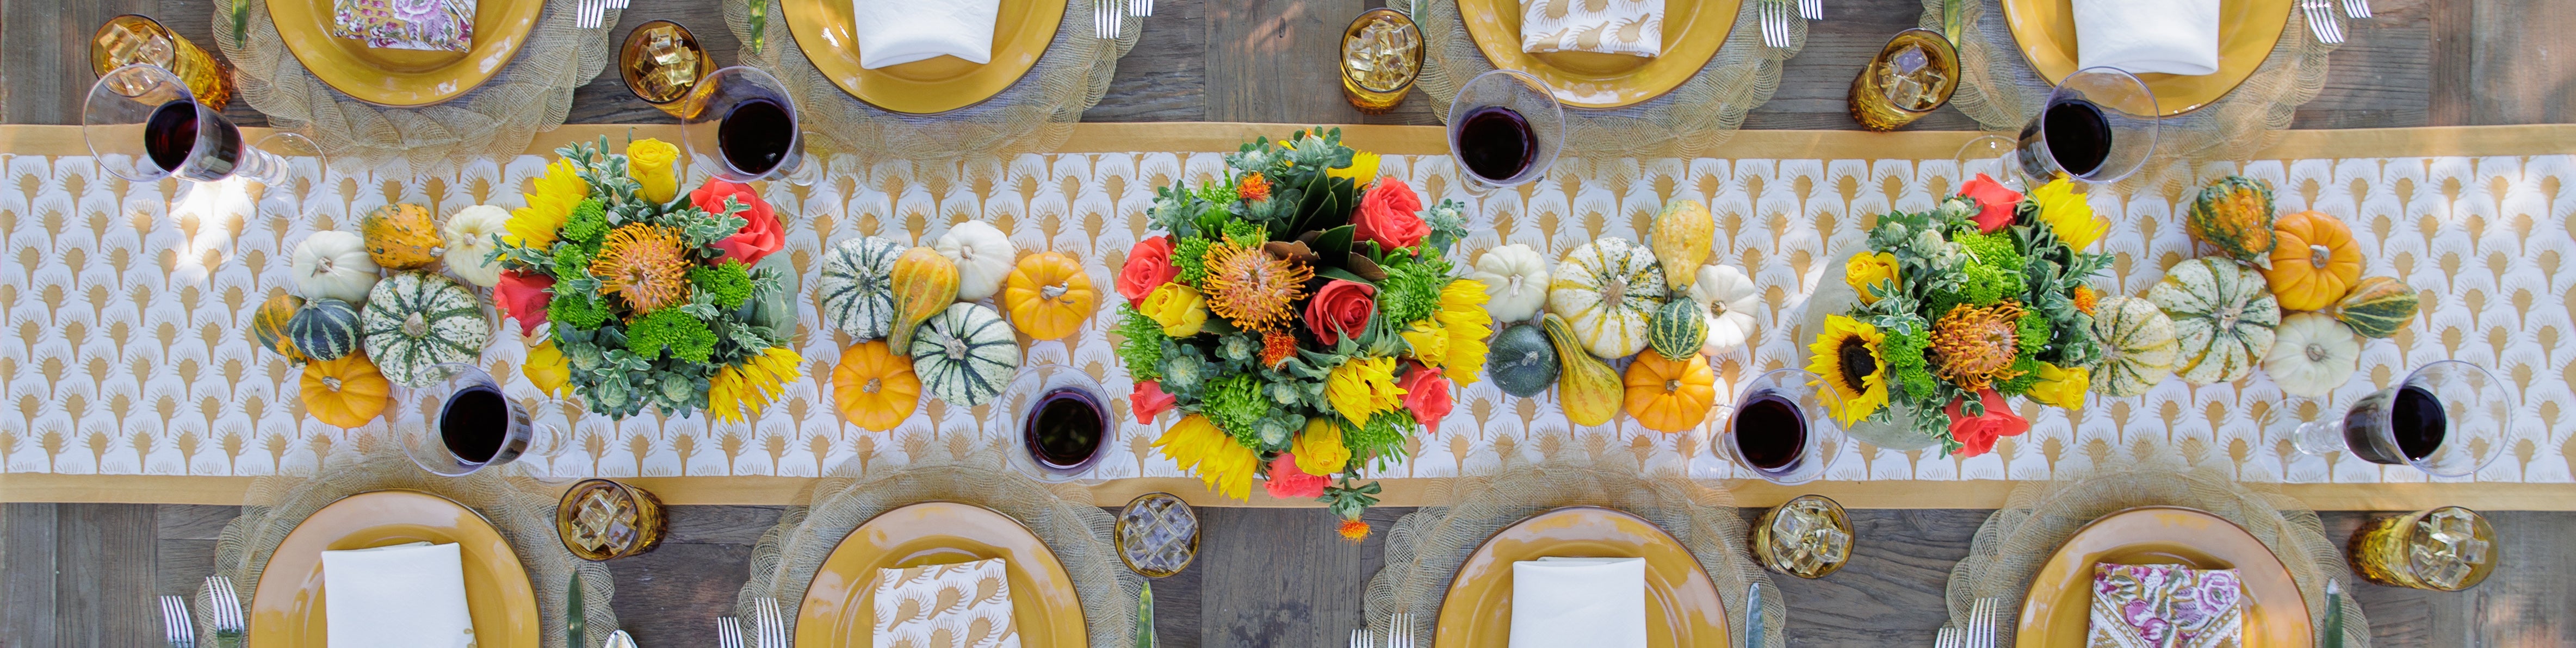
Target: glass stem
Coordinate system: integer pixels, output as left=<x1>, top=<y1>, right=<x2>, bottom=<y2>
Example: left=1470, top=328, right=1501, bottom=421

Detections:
left=2292, top=419, right=2344, bottom=457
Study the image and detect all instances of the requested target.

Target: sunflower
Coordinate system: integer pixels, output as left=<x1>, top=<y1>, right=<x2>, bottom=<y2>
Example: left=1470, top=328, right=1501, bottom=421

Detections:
left=1155, top=414, right=1259, bottom=500
left=2027, top=178, right=2105, bottom=250
left=1327, top=151, right=1383, bottom=185
left=1928, top=302, right=2028, bottom=390
left=1200, top=238, right=1311, bottom=331
left=506, top=158, right=588, bottom=250
left=709, top=347, right=803, bottom=423
left=1806, top=315, right=1891, bottom=426
left=1433, top=279, right=1493, bottom=385
left=591, top=223, right=693, bottom=313
left=1324, top=356, right=1405, bottom=423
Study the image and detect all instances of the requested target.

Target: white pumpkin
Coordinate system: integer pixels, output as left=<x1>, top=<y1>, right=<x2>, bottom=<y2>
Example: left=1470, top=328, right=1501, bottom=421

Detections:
left=2264, top=312, right=2362, bottom=397
left=1469, top=244, right=1551, bottom=322
left=292, top=230, right=381, bottom=304
left=1547, top=238, right=1667, bottom=359
left=934, top=220, right=1017, bottom=302
left=1688, top=264, right=1758, bottom=355
left=439, top=205, right=511, bottom=287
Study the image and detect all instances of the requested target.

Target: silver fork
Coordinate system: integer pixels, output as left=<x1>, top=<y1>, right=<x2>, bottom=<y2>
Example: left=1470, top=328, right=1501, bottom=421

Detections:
left=1757, top=0, right=1789, bottom=49
left=716, top=615, right=745, bottom=648
left=2302, top=0, right=2345, bottom=44
left=1969, top=596, right=2004, bottom=648
left=1798, top=0, right=1822, bottom=21
left=1349, top=628, right=1373, bottom=648
left=1094, top=0, right=1126, bottom=39
left=753, top=597, right=788, bottom=648
left=1934, top=626, right=1962, bottom=648
left=2341, top=0, right=2370, bottom=19
left=159, top=595, right=197, bottom=647
left=1391, top=612, right=1415, bottom=648
left=205, top=576, right=246, bottom=648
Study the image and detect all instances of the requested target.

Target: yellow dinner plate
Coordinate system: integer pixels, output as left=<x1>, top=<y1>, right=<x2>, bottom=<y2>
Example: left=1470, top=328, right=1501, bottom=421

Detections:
left=796, top=502, right=1087, bottom=646
left=249, top=490, right=541, bottom=647
left=781, top=0, right=1066, bottom=115
left=2000, top=0, right=2292, bottom=115
left=1458, top=0, right=1741, bottom=109
left=267, top=0, right=543, bottom=107
left=2016, top=506, right=2312, bottom=647
left=1435, top=506, right=1729, bottom=647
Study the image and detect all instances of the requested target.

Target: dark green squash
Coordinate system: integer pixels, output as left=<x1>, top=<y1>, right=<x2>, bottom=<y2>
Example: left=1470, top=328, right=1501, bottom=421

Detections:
left=1487, top=322, right=1559, bottom=398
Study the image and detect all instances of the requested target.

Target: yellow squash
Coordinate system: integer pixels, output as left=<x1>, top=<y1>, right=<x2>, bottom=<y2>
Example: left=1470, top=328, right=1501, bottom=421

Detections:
left=886, top=246, right=960, bottom=350
left=1649, top=199, right=1715, bottom=290
left=1001, top=251, right=1101, bottom=340
left=1541, top=314, right=1624, bottom=427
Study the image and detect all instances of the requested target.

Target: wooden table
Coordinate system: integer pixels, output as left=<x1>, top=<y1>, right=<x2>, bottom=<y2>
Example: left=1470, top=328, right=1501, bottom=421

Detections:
left=3, top=0, right=2574, bottom=646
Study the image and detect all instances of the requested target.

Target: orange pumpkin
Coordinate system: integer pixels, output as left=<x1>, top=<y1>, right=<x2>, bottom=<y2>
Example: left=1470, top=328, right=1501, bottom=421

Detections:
left=833, top=340, right=921, bottom=432
left=301, top=354, right=391, bottom=428
left=2263, top=210, right=2364, bottom=311
left=1001, top=251, right=1101, bottom=340
left=1622, top=352, right=1717, bottom=433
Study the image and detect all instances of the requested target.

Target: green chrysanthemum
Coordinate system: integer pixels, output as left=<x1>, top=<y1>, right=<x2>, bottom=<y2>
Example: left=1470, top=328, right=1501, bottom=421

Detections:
left=1173, top=236, right=1214, bottom=286
left=548, top=292, right=612, bottom=330
left=1342, top=410, right=1415, bottom=469
left=626, top=308, right=715, bottom=363
left=1113, top=306, right=1168, bottom=381
left=562, top=198, right=610, bottom=244
left=1374, top=259, right=1451, bottom=325
left=1958, top=230, right=2024, bottom=272
left=690, top=259, right=754, bottom=309
left=1203, top=374, right=1270, bottom=445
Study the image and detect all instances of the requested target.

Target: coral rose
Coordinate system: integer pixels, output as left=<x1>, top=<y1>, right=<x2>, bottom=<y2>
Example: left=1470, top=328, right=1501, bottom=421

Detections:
left=1117, top=236, right=1179, bottom=306
left=691, top=180, right=783, bottom=266
left=1943, top=388, right=2029, bottom=458
left=1264, top=453, right=1329, bottom=499
left=1130, top=379, right=1177, bottom=423
left=1397, top=363, right=1454, bottom=432
left=1303, top=279, right=1378, bottom=346
left=493, top=270, right=555, bottom=336
left=1352, top=177, right=1430, bottom=251
left=1959, top=173, right=2023, bottom=233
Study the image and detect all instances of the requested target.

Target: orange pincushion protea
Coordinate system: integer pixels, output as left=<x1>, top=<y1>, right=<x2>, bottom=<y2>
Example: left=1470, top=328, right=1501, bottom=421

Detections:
left=1337, top=519, right=1371, bottom=541
left=1201, top=239, right=1311, bottom=332
left=1238, top=173, right=1272, bottom=202
left=592, top=223, right=694, bottom=313
left=1261, top=329, right=1299, bottom=367
left=2072, top=285, right=2099, bottom=314
left=1929, top=302, right=2027, bottom=390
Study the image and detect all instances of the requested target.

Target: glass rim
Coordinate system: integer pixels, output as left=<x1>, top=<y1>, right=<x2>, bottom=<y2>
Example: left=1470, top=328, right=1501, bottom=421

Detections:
left=1445, top=67, right=1564, bottom=188
left=2035, top=65, right=2159, bottom=184
left=2391, top=359, right=2508, bottom=476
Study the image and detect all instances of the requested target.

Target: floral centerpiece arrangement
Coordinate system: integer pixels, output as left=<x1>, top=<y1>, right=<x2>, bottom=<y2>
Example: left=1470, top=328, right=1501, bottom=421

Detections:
left=487, top=137, right=803, bottom=421
left=1117, top=128, right=1485, bottom=540
left=1811, top=175, right=2109, bottom=457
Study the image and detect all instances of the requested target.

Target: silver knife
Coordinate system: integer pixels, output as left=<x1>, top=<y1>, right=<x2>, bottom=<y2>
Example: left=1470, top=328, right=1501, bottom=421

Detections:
left=1745, top=582, right=1767, bottom=648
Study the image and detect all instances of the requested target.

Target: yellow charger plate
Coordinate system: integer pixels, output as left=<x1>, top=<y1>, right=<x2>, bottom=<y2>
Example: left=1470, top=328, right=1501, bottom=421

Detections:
left=781, top=0, right=1066, bottom=115
left=1458, top=0, right=1741, bottom=109
left=1435, top=506, right=1729, bottom=647
left=796, top=502, right=1087, bottom=646
left=267, top=0, right=543, bottom=107
left=249, top=490, right=541, bottom=647
left=2016, top=506, right=2312, bottom=647
left=2001, top=0, right=2292, bottom=115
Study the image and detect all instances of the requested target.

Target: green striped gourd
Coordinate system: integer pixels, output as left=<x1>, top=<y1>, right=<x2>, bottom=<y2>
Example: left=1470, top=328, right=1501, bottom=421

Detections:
left=2089, top=295, right=2178, bottom=397
left=1646, top=297, right=1707, bottom=360
left=2146, top=258, right=2280, bottom=385
left=359, top=272, right=493, bottom=387
left=287, top=298, right=363, bottom=362
left=908, top=303, right=1020, bottom=407
left=2328, top=276, right=2420, bottom=339
left=816, top=236, right=906, bottom=339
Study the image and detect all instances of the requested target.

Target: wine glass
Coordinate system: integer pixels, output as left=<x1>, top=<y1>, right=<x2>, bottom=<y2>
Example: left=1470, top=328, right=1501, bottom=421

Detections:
left=1954, top=133, right=2019, bottom=188
left=403, top=363, right=567, bottom=478
left=2281, top=360, right=2511, bottom=478
left=1718, top=369, right=1848, bottom=485
left=1444, top=68, right=1563, bottom=195
left=678, top=65, right=820, bottom=186
left=1000, top=362, right=1112, bottom=484
left=2013, top=66, right=2158, bottom=184
left=83, top=63, right=315, bottom=185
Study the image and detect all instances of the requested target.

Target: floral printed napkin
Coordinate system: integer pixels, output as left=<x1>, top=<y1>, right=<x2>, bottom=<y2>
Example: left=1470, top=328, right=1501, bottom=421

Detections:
left=872, top=558, right=1019, bottom=648
left=331, top=0, right=475, bottom=52
left=2088, top=563, right=2243, bottom=648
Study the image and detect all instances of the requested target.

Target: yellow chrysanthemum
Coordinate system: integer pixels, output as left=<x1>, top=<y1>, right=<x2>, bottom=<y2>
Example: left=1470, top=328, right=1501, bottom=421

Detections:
left=1328, top=151, right=1383, bottom=185
left=708, top=347, right=803, bottom=423
left=507, top=158, right=586, bottom=250
left=2026, top=362, right=2090, bottom=410
left=1324, top=356, right=1406, bottom=423
left=2029, top=178, right=2105, bottom=251
left=1400, top=320, right=1448, bottom=365
left=1845, top=252, right=1902, bottom=305
left=524, top=339, right=571, bottom=397
left=626, top=138, right=680, bottom=204
left=1292, top=418, right=1350, bottom=476
left=1806, top=315, right=1891, bottom=427
left=1155, top=414, right=1259, bottom=500
left=1433, top=280, right=1492, bottom=385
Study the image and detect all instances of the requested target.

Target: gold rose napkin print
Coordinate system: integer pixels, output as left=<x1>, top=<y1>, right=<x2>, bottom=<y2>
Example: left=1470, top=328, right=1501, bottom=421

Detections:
left=872, top=558, right=1018, bottom=648
left=2088, top=563, right=2243, bottom=648
left=331, top=0, right=476, bottom=52
left=1521, top=0, right=1665, bottom=58
left=0, top=150, right=2566, bottom=488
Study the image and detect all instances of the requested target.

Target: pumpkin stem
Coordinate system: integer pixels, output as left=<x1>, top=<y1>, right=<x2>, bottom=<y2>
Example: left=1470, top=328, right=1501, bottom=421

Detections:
left=1603, top=277, right=1626, bottom=305
left=1706, top=297, right=1727, bottom=317
left=321, top=376, right=344, bottom=391
left=403, top=312, right=429, bottom=337
left=863, top=378, right=882, bottom=394
left=2309, top=244, right=2332, bottom=269
left=944, top=337, right=969, bottom=360
left=2305, top=342, right=2330, bottom=362
left=1663, top=378, right=1681, bottom=393
left=1041, top=284, right=1067, bottom=301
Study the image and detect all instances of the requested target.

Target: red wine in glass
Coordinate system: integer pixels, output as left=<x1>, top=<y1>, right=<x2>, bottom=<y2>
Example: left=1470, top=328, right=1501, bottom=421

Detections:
left=143, top=99, right=243, bottom=182
left=716, top=97, right=795, bottom=178
left=439, top=385, right=527, bottom=466
left=1457, top=105, right=1537, bottom=183
left=2346, top=384, right=2447, bottom=465
left=1732, top=392, right=1809, bottom=475
left=2016, top=98, right=2111, bottom=179
left=1025, top=387, right=1106, bottom=470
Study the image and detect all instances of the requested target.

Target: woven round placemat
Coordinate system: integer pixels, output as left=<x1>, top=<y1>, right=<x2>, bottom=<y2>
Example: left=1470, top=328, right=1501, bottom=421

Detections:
left=207, top=440, right=618, bottom=648
left=1361, top=454, right=1786, bottom=646
left=211, top=0, right=616, bottom=171
left=722, top=0, right=1137, bottom=162
left=1943, top=459, right=2370, bottom=647
left=1414, top=0, right=1803, bottom=160
left=1920, top=0, right=2339, bottom=167
left=732, top=438, right=1142, bottom=645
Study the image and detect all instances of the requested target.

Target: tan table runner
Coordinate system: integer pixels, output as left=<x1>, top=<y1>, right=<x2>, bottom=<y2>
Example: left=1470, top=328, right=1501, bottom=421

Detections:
left=0, top=123, right=2567, bottom=510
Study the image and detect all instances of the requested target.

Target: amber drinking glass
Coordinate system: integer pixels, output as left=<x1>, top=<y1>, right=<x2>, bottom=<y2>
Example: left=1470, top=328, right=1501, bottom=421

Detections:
left=1848, top=29, right=1958, bottom=132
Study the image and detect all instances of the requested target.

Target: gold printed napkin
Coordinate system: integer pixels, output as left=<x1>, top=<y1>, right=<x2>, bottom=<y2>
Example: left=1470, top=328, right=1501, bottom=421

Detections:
left=1520, top=0, right=1665, bottom=58
left=2088, top=563, right=2244, bottom=648
left=871, top=558, right=1020, bottom=648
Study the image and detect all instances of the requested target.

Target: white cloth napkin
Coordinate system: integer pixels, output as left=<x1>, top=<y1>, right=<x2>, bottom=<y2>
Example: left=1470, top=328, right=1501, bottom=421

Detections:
left=850, top=0, right=1002, bottom=69
left=1508, top=557, right=1648, bottom=648
left=2072, top=0, right=2220, bottom=76
left=319, top=541, right=476, bottom=648
left=871, top=558, right=1019, bottom=648
left=1520, top=0, right=1665, bottom=58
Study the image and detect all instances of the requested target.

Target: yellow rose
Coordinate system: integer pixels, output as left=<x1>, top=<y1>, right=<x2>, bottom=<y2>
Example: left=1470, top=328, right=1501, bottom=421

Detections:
left=1291, top=418, right=1351, bottom=476
left=626, top=138, right=680, bottom=204
left=2027, top=362, right=2090, bottom=410
left=524, top=339, right=571, bottom=397
left=1846, top=252, right=1901, bottom=305
left=1139, top=284, right=1209, bottom=337
left=1399, top=320, right=1448, bottom=366
left=2028, top=178, right=2105, bottom=251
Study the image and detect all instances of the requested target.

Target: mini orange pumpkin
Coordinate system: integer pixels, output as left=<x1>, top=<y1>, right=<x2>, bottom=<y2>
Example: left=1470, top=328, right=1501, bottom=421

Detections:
left=1622, top=352, right=1717, bottom=433
left=1001, top=251, right=1101, bottom=340
left=301, top=354, right=391, bottom=428
left=2263, top=210, right=2363, bottom=311
left=833, top=340, right=921, bottom=432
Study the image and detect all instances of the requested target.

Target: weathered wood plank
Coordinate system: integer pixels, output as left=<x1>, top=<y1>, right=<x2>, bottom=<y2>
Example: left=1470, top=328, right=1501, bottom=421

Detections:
left=1205, top=0, right=1372, bottom=125
left=2462, top=0, right=2576, bottom=125
left=1081, top=0, right=1211, bottom=122
left=52, top=503, right=157, bottom=648
left=1, top=503, right=61, bottom=648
